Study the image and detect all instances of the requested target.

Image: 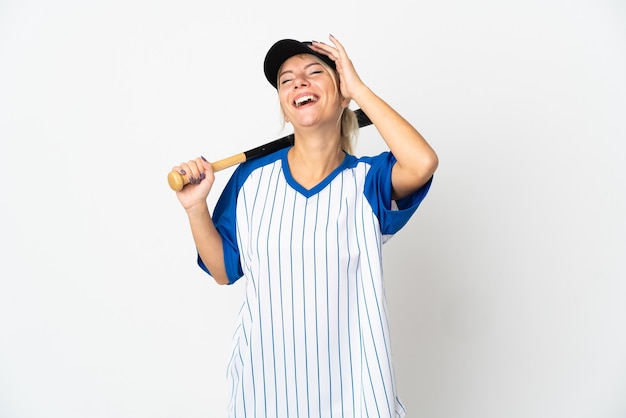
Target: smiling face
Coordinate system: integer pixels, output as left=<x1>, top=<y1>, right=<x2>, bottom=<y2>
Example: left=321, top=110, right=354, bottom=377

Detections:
left=277, top=54, right=346, bottom=129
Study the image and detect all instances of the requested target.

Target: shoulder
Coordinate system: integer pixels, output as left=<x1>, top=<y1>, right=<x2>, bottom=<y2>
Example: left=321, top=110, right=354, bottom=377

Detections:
left=345, top=151, right=395, bottom=169
left=342, top=151, right=395, bottom=183
left=226, top=147, right=287, bottom=191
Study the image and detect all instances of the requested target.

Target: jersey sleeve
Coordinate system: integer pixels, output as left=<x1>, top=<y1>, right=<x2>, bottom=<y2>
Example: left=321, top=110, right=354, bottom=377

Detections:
left=197, top=168, right=245, bottom=284
left=363, top=151, right=433, bottom=237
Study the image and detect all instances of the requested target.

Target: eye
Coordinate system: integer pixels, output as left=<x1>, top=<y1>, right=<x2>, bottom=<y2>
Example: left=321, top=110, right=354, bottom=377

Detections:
left=280, top=78, right=293, bottom=85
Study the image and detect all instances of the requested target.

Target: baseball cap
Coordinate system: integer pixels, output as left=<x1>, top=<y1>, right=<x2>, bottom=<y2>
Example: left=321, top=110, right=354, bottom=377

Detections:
left=263, top=39, right=337, bottom=89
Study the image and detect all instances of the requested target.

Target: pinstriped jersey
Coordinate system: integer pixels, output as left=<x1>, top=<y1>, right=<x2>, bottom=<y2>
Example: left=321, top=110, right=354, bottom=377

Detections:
left=199, top=147, right=432, bottom=418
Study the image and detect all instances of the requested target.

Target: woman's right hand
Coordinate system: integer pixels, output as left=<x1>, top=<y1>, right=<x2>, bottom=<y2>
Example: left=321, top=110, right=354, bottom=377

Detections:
left=171, top=156, right=215, bottom=211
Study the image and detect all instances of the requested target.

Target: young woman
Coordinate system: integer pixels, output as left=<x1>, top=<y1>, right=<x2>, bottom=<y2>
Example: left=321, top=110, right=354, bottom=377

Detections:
left=172, top=35, right=438, bottom=418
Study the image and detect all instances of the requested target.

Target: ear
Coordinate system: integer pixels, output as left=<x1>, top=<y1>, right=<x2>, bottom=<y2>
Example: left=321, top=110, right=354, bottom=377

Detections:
left=340, top=95, right=351, bottom=108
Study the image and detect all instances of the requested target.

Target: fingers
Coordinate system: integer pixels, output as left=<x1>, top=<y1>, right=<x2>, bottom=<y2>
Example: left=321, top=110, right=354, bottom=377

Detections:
left=311, top=35, right=346, bottom=60
left=311, top=40, right=339, bottom=62
left=328, top=34, right=347, bottom=57
left=311, top=35, right=363, bottom=101
left=172, top=156, right=212, bottom=185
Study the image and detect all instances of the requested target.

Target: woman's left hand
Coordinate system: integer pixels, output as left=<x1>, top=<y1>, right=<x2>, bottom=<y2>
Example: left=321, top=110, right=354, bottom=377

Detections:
left=310, top=35, right=367, bottom=102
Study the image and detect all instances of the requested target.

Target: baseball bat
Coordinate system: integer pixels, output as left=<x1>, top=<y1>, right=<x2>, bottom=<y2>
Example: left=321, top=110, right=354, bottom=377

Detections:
left=168, top=108, right=372, bottom=191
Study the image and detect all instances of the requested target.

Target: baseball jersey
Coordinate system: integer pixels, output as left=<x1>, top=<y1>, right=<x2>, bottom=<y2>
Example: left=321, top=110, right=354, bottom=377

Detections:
left=199, top=147, right=432, bottom=418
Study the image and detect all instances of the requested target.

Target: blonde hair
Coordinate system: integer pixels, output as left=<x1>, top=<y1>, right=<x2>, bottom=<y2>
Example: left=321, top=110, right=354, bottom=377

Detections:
left=339, top=107, right=358, bottom=155
left=277, top=54, right=359, bottom=154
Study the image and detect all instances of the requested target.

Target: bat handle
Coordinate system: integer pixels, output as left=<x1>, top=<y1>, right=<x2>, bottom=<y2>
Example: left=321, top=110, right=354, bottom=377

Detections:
left=168, top=153, right=246, bottom=191
left=167, top=171, right=187, bottom=191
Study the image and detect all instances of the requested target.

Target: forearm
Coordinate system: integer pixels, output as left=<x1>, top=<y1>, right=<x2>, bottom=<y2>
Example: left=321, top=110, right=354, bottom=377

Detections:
left=186, top=203, right=230, bottom=285
left=352, top=86, right=438, bottom=199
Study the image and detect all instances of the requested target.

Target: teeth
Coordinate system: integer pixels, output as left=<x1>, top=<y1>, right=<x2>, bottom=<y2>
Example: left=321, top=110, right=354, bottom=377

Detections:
left=295, top=95, right=316, bottom=107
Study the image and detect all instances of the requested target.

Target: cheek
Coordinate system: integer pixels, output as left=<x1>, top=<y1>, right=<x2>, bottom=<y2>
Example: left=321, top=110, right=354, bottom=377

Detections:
left=277, top=102, right=289, bottom=121
left=278, top=92, right=294, bottom=111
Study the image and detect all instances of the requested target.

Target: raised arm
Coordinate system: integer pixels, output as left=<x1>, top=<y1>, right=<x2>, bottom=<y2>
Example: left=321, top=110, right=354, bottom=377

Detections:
left=311, top=36, right=438, bottom=200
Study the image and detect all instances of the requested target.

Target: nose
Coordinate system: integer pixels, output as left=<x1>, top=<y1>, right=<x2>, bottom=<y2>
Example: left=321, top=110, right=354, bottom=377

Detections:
left=293, top=77, right=309, bottom=89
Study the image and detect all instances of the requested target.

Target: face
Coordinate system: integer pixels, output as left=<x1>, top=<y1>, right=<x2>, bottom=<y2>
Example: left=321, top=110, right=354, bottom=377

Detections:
left=277, top=54, right=346, bottom=128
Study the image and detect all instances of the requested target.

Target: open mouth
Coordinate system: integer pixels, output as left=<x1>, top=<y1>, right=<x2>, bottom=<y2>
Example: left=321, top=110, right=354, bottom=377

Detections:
left=294, top=95, right=318, bottom=107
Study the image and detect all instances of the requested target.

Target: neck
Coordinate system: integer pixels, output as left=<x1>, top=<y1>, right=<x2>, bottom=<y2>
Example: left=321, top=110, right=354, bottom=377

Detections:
left=287, top=128, right=344, bottom=189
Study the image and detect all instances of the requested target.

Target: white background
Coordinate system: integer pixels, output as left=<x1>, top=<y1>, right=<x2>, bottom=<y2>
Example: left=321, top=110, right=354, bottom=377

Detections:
left=1, top=0, right=625, bottom=417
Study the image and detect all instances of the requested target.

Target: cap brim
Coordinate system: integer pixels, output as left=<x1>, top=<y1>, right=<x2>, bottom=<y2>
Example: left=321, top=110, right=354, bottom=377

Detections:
left=263, top=39, right=337, bottom=89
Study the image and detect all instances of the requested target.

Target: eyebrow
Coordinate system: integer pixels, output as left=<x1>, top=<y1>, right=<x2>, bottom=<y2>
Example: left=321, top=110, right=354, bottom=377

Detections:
left=278, top=62, right=324, bottom=79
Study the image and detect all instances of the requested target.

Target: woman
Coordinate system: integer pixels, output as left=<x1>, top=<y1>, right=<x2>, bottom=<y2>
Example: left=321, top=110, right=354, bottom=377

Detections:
left=172, top=35, right=438, bottom=418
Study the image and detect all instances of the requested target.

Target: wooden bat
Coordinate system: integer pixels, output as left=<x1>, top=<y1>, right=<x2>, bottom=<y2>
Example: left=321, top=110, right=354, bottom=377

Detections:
left=167, top=108, right=372, bottom=191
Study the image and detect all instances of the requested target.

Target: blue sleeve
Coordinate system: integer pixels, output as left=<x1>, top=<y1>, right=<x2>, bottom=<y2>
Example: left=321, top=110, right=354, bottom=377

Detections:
left=363, top=152, right=433, bottom=236
left=197, top=168, right=244, bottom=284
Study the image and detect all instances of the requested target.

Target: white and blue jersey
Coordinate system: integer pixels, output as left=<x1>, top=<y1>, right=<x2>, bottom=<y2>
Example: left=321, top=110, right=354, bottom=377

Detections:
left=198, top=147, right=432, bottom=418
